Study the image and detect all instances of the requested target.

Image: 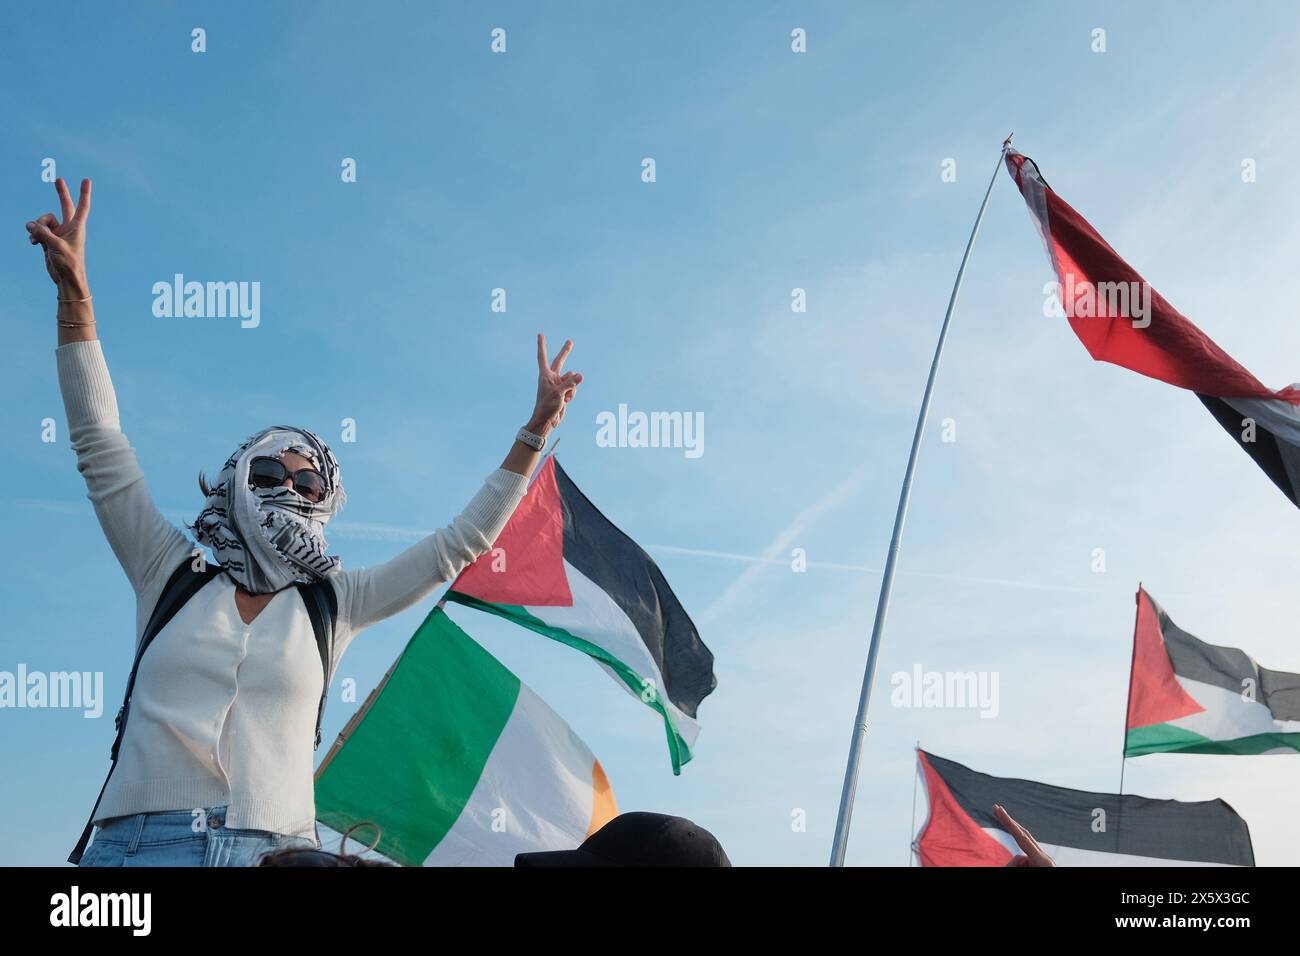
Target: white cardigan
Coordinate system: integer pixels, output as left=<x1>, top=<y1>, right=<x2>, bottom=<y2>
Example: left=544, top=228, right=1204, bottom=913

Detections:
left=58, top=340, right=529, bottom=840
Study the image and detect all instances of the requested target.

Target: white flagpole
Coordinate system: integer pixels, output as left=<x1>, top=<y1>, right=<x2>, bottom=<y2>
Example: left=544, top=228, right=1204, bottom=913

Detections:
left=828, top=137, right=1013, bottom=867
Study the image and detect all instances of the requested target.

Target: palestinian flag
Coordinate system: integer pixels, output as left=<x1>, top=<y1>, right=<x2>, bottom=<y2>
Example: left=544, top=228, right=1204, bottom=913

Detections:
left=915, top=750, right=1254, bottom=866
left=1006, top=150, right=1300, bottom=508
left=1126, top=586, right=1300, bottom=756
left=314, top=607, right=617, bottom=867
left=446, top=457, right=715, bottom=773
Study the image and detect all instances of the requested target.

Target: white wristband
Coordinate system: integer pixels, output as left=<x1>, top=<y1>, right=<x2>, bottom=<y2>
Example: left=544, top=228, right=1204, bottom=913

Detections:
left=516, top=426, right=546, bottom=452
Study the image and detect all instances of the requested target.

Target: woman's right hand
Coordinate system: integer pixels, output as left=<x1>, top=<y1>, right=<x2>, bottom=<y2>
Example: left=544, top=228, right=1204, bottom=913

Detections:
left=26, top=177, right=92, bottom=297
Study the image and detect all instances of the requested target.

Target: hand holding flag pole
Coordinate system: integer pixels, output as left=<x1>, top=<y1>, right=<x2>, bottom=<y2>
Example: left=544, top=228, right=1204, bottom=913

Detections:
left=828, top=137, right=1012, bottom=867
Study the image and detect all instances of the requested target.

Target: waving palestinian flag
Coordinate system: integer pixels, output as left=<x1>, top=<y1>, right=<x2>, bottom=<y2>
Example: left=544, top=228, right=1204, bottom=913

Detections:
left=915, top=750, right=1254, bottom=867
left=1126, top=587, right=1300, bottom=756
left=446, top=457, right=715, bottom=773
left=1006, top=150, right=1300, bottom=509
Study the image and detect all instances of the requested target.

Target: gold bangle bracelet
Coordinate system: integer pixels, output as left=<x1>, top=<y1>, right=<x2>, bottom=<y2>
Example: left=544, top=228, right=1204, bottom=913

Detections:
left=58, top=294, right=93, bottom=303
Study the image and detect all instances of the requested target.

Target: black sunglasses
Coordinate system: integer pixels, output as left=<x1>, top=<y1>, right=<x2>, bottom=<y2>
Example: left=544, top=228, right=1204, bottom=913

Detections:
left=248, top=456, right=328, bottom=503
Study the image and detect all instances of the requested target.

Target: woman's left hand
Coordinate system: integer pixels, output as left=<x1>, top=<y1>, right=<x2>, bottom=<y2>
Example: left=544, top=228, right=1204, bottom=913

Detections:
left=529, top=334, right=583, bottom=434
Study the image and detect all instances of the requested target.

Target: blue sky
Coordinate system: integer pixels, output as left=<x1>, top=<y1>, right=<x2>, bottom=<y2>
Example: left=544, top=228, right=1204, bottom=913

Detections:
left=4, top=1, right=1300, bottom=866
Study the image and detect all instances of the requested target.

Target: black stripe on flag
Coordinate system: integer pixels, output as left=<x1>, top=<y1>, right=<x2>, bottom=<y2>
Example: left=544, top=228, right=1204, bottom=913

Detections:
left=1148, top=591, right=1300, bottom=723
left=924, top=752, right=1255, bottom=865
left=554, top=461, right=717, bottom=717
left=1198, top=392, right=1300, bottom=507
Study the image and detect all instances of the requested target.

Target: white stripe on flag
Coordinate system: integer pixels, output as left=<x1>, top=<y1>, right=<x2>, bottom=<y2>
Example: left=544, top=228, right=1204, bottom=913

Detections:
left=1167, top=675, right=1300, bottom=744
left=1223, top=394, right=1300, bottom=445
left=525, top=560, right=702, bottom=749
left=981, top=829, right=1240, bottom=867
left=423, top=685, right=601, bottom=867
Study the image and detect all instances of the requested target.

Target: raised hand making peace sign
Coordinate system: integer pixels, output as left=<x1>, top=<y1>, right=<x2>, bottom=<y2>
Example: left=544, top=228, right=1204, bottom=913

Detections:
left=496, top=333, right=583, bottom=477
left=27, top=176, right=96, bottom=345
left=530, top=333, right=583, bottom=434
left=26, top=177, right=92, bottom=296
left=993, top=803, right=1057, bottom=867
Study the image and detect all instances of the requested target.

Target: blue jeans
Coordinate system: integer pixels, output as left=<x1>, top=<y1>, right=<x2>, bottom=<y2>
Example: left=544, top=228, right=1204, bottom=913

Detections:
left=77, top=805, right=319, bottom=867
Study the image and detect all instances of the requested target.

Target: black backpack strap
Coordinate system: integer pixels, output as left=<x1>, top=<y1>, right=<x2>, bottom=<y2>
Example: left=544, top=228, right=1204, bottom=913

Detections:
left=296, top=577, right=338, bottom=751
left=68, top=558, right=222, bottom=864
left=114, top=560, right=224, bottom=760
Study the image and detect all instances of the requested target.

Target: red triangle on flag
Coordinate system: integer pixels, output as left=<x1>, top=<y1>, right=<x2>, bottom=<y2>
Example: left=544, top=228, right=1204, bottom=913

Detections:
left=915, top=752, right=1013, bottom=867
left=1126, top=588, right=1204, bottom=730
left=452, top=457, right=573, bottom=607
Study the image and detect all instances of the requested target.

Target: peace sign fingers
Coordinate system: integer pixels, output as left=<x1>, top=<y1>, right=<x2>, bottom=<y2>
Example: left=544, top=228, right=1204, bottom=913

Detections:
left=56, top=179, right=76, bottom=224
left=52, top=178, right=92, bottom=234
left=993, top=804, right=1056, bottom=867
left=528, top=334, right=582, bottom=433
left=26, top=176, right=92, bottom=289
left=73, top=178, right=92, bottom=224
left=550, top=338, right=573, bottom=374
left=537, top=333, right=550, bottom=373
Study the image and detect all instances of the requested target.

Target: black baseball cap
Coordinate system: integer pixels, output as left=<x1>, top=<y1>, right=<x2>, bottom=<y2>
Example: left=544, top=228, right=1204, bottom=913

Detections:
left=515, top=812, right=731, bottom=867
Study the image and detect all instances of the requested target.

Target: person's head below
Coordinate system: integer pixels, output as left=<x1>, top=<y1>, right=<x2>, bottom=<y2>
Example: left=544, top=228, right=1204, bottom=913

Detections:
left=191, top=425, right=347, bottom=594
left=515, top=812, right=731, bottom=867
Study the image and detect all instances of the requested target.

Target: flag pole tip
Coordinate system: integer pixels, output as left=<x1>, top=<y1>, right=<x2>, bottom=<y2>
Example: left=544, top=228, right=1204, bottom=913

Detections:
left=1002, top=132, right=1015, bottom=148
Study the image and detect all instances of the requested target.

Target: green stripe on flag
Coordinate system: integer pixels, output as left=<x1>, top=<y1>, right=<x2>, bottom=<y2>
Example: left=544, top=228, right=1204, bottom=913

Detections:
left=445, top=592, right=694, bottom=773
left=315, top=608, right=521, bottom=866
left=1126, top=722, right=1300, bottom=756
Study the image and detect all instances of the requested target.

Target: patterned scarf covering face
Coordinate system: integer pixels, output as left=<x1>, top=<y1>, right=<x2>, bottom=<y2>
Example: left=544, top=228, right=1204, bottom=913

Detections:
left=191, top=426, right=346, bottom=594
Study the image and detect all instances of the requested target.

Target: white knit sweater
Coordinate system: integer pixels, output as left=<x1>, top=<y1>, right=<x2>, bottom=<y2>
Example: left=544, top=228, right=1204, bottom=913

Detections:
left=58, top=339, right=529, bottom=840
